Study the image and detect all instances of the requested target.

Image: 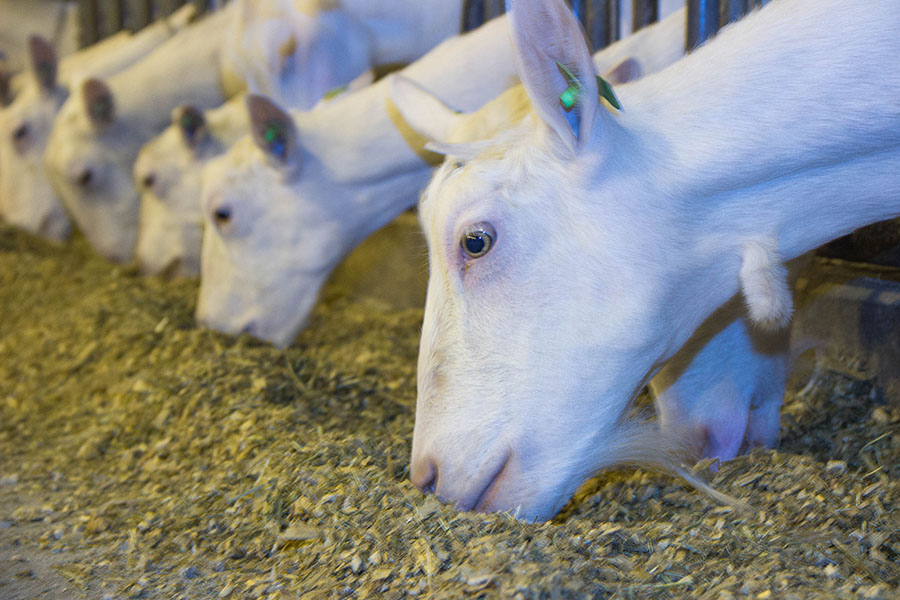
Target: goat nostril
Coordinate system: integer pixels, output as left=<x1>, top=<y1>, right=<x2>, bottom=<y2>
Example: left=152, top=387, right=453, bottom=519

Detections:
left=142, top=173, right=156, bottom=190
left=78, top=169, right=93, bottom=186
left=413, top=460, right=437, bottom=494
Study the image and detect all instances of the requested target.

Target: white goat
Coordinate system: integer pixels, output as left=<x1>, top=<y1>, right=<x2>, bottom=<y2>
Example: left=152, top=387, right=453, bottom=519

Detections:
left=134, top=70, right=374, bottom=277
left=398, top=0, right=900, bottom=522
left=195, top=9, right=686, bottom=347
left=0, top=6, right=195, bottom=241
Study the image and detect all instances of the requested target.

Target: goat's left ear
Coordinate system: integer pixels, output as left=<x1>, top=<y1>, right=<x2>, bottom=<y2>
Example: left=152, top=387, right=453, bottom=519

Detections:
left=172, top=105, right=207, bottom=148
left=82, top=78, right=115, bottom=127
left=246, top=94, right=299, bottom=173
left=28, top=35, right=57, bottom=95
left=506, top=0, right=599, bottom=152
left=389, top=74, right=463, bottom=146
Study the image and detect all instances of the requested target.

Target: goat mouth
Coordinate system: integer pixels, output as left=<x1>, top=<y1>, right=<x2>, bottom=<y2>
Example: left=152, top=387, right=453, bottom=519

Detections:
left=470, top=452, right=512, bottom=513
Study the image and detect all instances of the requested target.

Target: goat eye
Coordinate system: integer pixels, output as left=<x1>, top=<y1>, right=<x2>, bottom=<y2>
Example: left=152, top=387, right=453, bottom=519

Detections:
left=213, top=206, right=232, bottom=226
left=78, top=169, right=93, bottom=186
left=12, top=123, right=28, bottom=141
left=460, top=223, right=495, bottom=259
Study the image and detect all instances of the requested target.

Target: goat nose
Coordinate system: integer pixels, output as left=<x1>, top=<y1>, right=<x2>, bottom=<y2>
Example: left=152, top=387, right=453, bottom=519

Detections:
left=411, top=458, right=437, bottom=494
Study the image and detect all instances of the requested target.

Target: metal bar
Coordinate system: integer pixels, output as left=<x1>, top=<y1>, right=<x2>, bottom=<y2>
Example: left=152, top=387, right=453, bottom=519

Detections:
left=484, top=0, right=505, bottom=21
left=79, top=0, right=100, bottom=47
left=157, top=0, right=185, bottom=18
left=462, top=0, right=485, bottom=32
left=124, top=0, right=154, bottom=30
left=631, top=0, right=658, bottom=32
left=722, top=0, right=750, bottom=26
left=100, top=0, right=124, bottom=38
left=586, top=0, right=620, bottom=50
left=686, top=0, right=720, bottom=51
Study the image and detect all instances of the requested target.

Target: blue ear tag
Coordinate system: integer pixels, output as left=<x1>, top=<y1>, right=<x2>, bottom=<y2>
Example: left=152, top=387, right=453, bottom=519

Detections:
left=263, top=121, right=287, bottom=161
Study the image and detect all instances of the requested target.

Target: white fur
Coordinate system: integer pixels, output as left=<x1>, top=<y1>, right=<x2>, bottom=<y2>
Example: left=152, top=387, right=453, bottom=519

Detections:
left=0, top=7, right=194, bottom=241
left=408, top=0, right=900, bottom=521
left=739, top=239, right=793, bottom=327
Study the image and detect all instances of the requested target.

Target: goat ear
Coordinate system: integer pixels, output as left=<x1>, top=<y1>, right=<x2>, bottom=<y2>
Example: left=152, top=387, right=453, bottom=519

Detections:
left=506, top=0, right=598, bottom=152
left=604, top=57, right=642, bottom=85
left=389, top=75, right=464, bottom=145
left=172, top=105, right=207, bottom=148
left=345, top=68, right=374, bottom=93
left=28, top=35, right=57, bottom=94
left=246, top=94, right=299, bottom=172
left=82, top=78, right=115, bottom=127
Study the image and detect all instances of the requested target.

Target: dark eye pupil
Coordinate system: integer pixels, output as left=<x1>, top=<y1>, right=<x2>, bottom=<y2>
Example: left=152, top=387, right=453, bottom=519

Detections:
left=214, top=207, right=231, bottom=224
left=13, top=125, right=27, bottom=141
left=78, top=169, right=92, bottom=186
left=465, top=233, right=485, bottom=255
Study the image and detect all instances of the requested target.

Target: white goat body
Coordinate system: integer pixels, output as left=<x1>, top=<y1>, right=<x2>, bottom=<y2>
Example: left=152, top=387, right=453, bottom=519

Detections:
left=0, top=5, right=195, bottom=241
left=405, top=0, right=900, bottom=521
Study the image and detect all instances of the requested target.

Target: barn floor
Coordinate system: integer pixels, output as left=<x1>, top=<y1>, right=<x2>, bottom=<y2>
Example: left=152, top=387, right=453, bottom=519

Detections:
left=0, top=220, right=897, bottom=600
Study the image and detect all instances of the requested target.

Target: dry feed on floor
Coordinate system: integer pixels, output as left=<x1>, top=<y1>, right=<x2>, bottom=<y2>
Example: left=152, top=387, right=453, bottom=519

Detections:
left=0, top=224, right=897, bottom=599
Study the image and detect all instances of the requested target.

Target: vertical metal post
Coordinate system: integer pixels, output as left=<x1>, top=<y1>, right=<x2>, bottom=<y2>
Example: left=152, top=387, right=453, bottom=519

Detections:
left=587, top=0, right=620, bottom=50
left=483, top=0, right=505, bottom=20
left=462, top=0, right=485, bottom=32
left=722, top=0, right=750, bottom=26
left=79, top=0, right=100, bottom=46
left=687, top=0, right=719, bottom=51
left=124, top=0, right=154, bottom=30
left=100, top=0, right=124, bottom=38
left=631, top=0, right=658, bottom=32
left=158, top=0, right=185, bottom=18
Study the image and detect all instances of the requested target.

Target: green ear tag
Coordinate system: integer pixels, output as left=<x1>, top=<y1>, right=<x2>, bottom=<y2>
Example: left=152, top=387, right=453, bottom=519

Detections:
left=263, top=121, right=287, bottom=160
left=596, top=74, right=622, bottom=111
left=556, top=61, right=623, bottom=112
left=556, top=61, right=582, bottom=111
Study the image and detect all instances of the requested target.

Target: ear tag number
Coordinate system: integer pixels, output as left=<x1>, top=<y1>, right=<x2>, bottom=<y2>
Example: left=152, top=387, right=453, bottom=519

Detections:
left=556, top=61, right=622, bottom=112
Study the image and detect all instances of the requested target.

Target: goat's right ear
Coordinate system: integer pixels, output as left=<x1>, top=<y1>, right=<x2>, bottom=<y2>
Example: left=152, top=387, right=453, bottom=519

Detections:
left=389, top=75, right=463, bottom=145
left=506, top=0, right=600, bottom=152
left=246, top=94, right=299, bottom=173
left=172, top=105, right=208, bottom=148
left=28, top=35, right=57, bottom=94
